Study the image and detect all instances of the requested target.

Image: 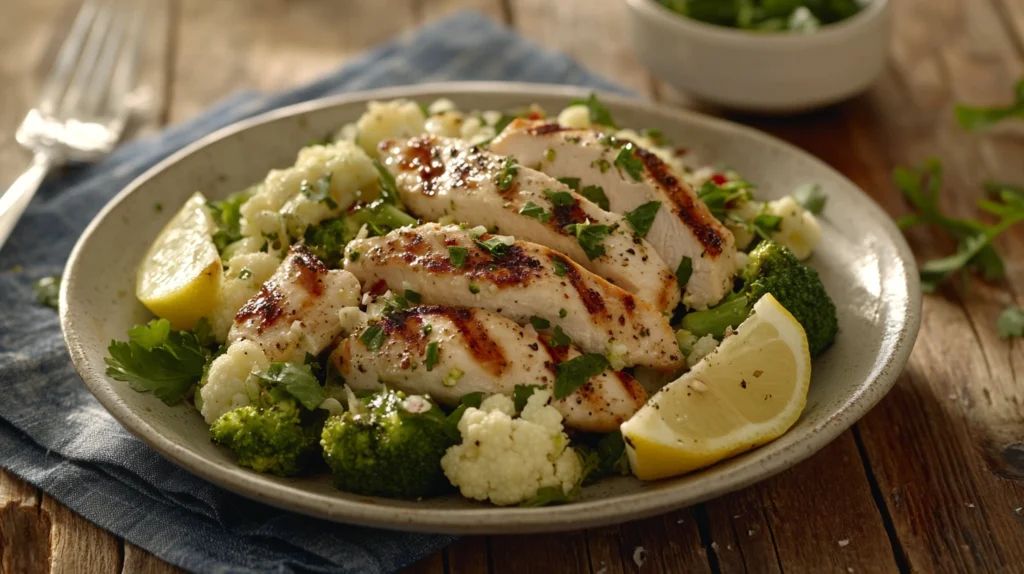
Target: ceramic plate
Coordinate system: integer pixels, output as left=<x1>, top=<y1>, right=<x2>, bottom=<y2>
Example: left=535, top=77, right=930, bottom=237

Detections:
left=60, top=83, right=921, bottom=534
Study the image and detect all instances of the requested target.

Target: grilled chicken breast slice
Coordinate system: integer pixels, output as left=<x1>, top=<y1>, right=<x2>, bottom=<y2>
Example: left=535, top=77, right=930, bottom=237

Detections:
left=378, top=135, right=680, bottom=310
left=228, top=244, right=362, bottom=363
left=330, top=305, right=647, bottom=432
left=343, top=223, right=683, bottom=371
left=491, top=120, right=738, bottom=310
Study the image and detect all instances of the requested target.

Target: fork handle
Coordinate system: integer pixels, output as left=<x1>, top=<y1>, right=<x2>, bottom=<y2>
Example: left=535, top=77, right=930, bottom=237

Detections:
left=0, top=153, right=55, bottom=250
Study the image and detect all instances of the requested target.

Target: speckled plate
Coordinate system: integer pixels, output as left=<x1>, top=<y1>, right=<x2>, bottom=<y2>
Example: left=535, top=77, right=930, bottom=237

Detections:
left=60, top=83, right=921, bottom=534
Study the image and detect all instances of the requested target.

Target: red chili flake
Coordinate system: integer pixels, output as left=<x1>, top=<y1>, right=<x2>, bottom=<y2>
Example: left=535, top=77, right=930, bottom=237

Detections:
left=527, top=111, right=543, bottom=120
left=710, top=173, right=729, bottom=186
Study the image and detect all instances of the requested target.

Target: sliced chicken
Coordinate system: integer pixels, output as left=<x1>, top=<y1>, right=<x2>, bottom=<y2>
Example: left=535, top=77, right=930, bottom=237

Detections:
left=378, top=135, right=680, bottom=310
left=229, top=244, right=361, bottom=363
left=330, top=305, right=647, bottom=432
left=343, top=223, right=683, bottom=371
left=491, top=120, right=738, bottom=310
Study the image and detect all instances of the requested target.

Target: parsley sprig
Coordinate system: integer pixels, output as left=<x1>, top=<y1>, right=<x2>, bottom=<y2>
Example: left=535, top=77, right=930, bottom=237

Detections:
left=568, top=93, right=617, bottom=128
left=565, top=221, right=612, bottom=260
left=955, top=77, right=1024, bottom=131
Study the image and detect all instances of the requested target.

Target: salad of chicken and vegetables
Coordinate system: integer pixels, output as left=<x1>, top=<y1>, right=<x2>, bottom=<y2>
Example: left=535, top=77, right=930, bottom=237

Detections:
left=106, top=94, right=837, bottom=506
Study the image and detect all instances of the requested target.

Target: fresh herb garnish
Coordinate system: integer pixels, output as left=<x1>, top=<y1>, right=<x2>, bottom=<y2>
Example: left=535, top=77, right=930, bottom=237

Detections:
left=423, top=323, right=433, bottom=335
left=554, top=353, right=611, bottom=399
left=552, top=256, right=570, bottom=277
left=519, top=486, right=574, bottom=507
left=253, top=362, right=324, bottom=411
left=614, top=144, right=644, bottom=182
left=496, top=157, right=519, bottom=191
left=404, top=289, right=422, bottom=304
left=997, top=306, right=1024, bottom=339
left=565, top=222, right=612, bottom=260
left=955, top=77, right=1024, bottom=131
left=374, top=160, right=400, bottom=203
left=513, top=384, right=545, bottom=412
left=448, top=246, right=469, bottom=269
left=550, top=326, right=572, bottom=347
left=33, top=275, right=61, bottom=309
left=520, top=201, right=553, bottom=222
left=793, top=183, right=827, bottom=215
left=696, top=179, right=755, bottom=222
left=105, top=318, right=215, bottom=405
left=300, top=173, right=337, bottom=209
left=753, top=214, right=783, bottom=239
left=568, top=92, right=617, bottom=128
left=676, top=256, right=693, bottom=289
left=529, top=316, right=551, bottom=330
left=469, top=283, right=481, bottom=294
left=557, top=177, right=581, bottom=191
left=559, top=308, right=567, bottom=318
left=425, top=341, right=439, bottom=371
left=443, top=391, right=485, bottom=440
left=592, top=158, right=611, bottom=173
left=580, top=185, right=610, bottom=211
left=207, top=189, right=254, bottom=254
left=476, top=236, right=510, bottom=258
left=624, top=201, right=661, bottom=237
left=303, top=218, right=347, bottom=267
left=544, top=149, right=557, bottom=162
left=545, top=189, right=576, bottom=208
left=359, top=324, right=386, bottom=352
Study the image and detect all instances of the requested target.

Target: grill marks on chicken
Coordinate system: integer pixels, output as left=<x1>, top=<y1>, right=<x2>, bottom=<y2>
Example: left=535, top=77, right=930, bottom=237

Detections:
left=490, top=119, right=738, bottom=309
left=330, top=305, right=648, bottom=432
left=378, top=135, right=681, bottom=309
left=343, top=223, right=683, bottom=371
left=229, top=245, right=361, bottom=363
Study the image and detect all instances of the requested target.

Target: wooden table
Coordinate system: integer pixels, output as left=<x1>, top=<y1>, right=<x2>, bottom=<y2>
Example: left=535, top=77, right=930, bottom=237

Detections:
left=2, top=0, right=1023, bottom=572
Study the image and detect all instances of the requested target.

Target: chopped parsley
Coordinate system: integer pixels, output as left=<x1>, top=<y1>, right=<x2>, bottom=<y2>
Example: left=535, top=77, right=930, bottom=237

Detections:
left=792, top=183, right=827, bottom=215
left=997, top=306, right=1024, bottom=339
left=557, top=177, right=581, bottom=191
left=443, top=368, right=465, bottom=387
left=423, top=323, right=433, bottom=335
left=565, top=222, right=612, bottom=260
left=624, top=201, right=661, bottom=237
left=374, top=160, right=400, bottom=203
left=955, top=77, right=1024, bottom=131
left=303, top=218, right=347, bottom=267
left=238, top=268, right=253, bottom=280
left=676, top=257, right=693, bottom=289
left=554, top=353, right=611, bottom=399
left=425, top=341, right=439, bottom=371
left=544, top=149, right=557, bottom=162
left=544, top=189, right=576, bottom=208
left=476, top=236, right=510, bottom=258
left=207, top=188, right=254, bottom=254
left=520, top=201, right=553, bottom=222
left=359, top=324, right=386, bottom=352
left=513, top=384, right=545, bottom=412
left=469, top=283, right=481, bottom=294
left=613, top=144, right=644, bottom=182
left=448, top=246, right=469, bottom=269
left=552, top=256, right=570, bottom=277
left=530, top=316, right=551, bottom=330
left=559, top=308, right=567, bottom=318
left=105, top=318, right=216, bottom=405
left=300, top=173, right=337, bottom=209
left=253, top=362, right=324, bottom=410
left=496, top=156, right=518, bottom=191
left=753, top=214, right=783, bottom=239
left=568, top=92, right=617, bottom=128
left=550, top=326, right=572, bottom=347
left=592, top=158, right=611, bottom=173
left=580, top=185, right=610, bottom=211
left=404, top=289, right=422, bottom=304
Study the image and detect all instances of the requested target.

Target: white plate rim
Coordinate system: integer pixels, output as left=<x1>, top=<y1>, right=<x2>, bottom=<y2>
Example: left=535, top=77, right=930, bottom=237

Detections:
left=60, top=81, right=921, bottom=533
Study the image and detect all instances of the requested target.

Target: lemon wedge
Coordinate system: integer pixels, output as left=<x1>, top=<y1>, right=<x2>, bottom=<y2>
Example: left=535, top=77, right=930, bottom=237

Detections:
left=621, top=294, right=811, bottom=480
left=136, top=192, right=222, bottom=330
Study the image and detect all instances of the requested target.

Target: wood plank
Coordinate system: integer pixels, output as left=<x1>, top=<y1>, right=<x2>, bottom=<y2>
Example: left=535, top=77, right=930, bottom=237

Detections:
left=121, top=543, right=184, bottom=574
left=490, top=532, right=590, bottom=574
left=402, top=548, right=446, bottom=574
left=0, top=469, right=50, bottom=574
left=610, top=509, right=711, bottom=574
left=416, top=0, right=505, bottom=23
left=446, top=536, right=490, bottom=574
left=40, top=496, right=120, bottom=574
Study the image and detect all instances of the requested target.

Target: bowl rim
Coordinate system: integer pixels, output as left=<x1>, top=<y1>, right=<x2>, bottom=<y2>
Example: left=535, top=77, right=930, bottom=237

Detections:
left=629, top=0, right=890, bottom=46
left=61, top=81, right=921, bottom=534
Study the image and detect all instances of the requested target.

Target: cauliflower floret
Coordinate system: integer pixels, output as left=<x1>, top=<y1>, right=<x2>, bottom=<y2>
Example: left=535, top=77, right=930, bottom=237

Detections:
left=557, top=104, right=592, bottom=129
left=441, top=391, right=582, bottom=506
left=354, top=99, right=426, bottom=157
left=210, top=252, right=282, bottom=341
left=765, top=196, right=821, bottom=260
left=725, top=200, right=764, bottom=252
left=687, top=334, right=719, bottom=367
left=240, top=141, right=378, bottom=241
left=199, top=340, right=269, bottom=424
left=424, top=110, right=465, bottom=137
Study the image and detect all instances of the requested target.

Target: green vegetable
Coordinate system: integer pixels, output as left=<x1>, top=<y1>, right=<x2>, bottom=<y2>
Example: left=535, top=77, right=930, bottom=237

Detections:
left=520, top=201, right=553, bottom=222
left=895, top=160, right=1024, bottom=291
left=252, top=362, right=325, bottom=411
left=568, top=92, right=617, bottom=128
left=208, top=188, right=255, bottom=254
left=211, top=396, right=323, bottom=477
left=624, top=201, right=661, bottom=237
left=425, top=341, right=439, bottom=371
left=303, top=218, right=347, bottom=267
left=520, top=430, right=628, bottom=507
left=299, top=173, right=337, bottom=209
left=613, top=145, right=644, bottom=182
left=545, top=189, right=576, bottom=208
left=792, top=183, right=827, bottom=215
left=955, top=78, right=1024, bottom=131
left=469, top=283, right=481, bottom=294
left=496, top=157, right=518, bottom=191
left=997, top=306, right=1024, bottom=339
left=593, top=158, right=611, bottom=173
left=565, top=222, right=611, bottom=260
left=476, top=236, right=510, bottom=258
left=580, top=185, right=610, bottom=211
left=559, top=308, right=568, bottom=318
left=752, top=213, right=783, bottom=239
left=658, top=0, right=863, bottom=31
left=33, top=275, right=61, bottom=309
left=443, top=391, right=485, bottom=440
left=530, top=316, right=551, bottom=330
left=551, top=256, right=570, bottom=277
left=105, top=318, right=216, bottom=405
left=550, top=326, right=572, bottom=348
left=676, top=256, right=693, bottom=289
left=359, top=324, right=386, bottom=352
left=513, top=384, right=545, bottom=412
left=557, top=177, right=581, bottom=191
left=374, top=160, right=400, bottom=203
left=697, top=179, right=755, bottom=223
left=344, top=200, right=417, bottom=238
left=554, top=354, right=611, bottom=399
left=321, top=389, right=452, bottom=498
left=448, top=246, right=468, bottom=269
left=681, top=241, right=838, bottom=357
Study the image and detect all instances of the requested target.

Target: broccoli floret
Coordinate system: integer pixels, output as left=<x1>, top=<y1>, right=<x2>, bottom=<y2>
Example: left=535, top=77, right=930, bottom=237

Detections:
left=320, top=389, right=451, bottom=499
left=682, top=241, right=838, bottom=356
left=210, top=397, right=323, bottom=476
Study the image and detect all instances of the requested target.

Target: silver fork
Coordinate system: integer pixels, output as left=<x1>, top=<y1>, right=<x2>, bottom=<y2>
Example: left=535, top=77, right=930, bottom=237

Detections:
left=0, top=0, right=149, bottom=248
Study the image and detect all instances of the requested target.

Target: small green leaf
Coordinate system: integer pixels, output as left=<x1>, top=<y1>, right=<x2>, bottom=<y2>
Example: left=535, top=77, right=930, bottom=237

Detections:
left=792, top=183, right=827, bottom=215
left=550, top=326, right=572, bottom=347
left=568, top=92, right=617, bottom=128
left=544, top=189, right=576, bottom=208
left=33, top=275, right=61, bottom=309
left=476, top=237, right=510, bottom=258
left=557, top=177, right=581, bottom=191
left=592, top=158, right=611, bottom=173
left=580, top=185, right=610, bottom=211
left=565, top=222, right=611, bottom=260
left=954, top=78, right=1024, bottom=131
left=530, top=316, right=551, bottom=330
left=519, top=486, right=574, bottom=507
left=613, top=145, right=644, bottom=182
left=513, top=384, right=545, bottom=412
left=359, top=324, right=386, bottom=351
left=554, top=354, right=611, bottom=399
left=425, top=341, right=439, bottom=371
left=496, top=156, right=519, bottom=191
left=996, top=306, right=1024, bottom=339
left=448, top=246, right=469, bottom=269
left=624, top=201, right=661, bottom=237
left=676, top=257, right=693, bottom=289
left=519, top=201, right=552, bottom=222
left=254, top=362, right=324, bottom=410
left=300, top=173, right=337, bottom=209
left=374, top=160, right=400, bottom=203
left=404, top=289, right=422, bottom=304
left=559, top=308, right=567, bottom=318
left=551, top=256, right=570, bottom=277
left=753, top=214, right=783, bottom=237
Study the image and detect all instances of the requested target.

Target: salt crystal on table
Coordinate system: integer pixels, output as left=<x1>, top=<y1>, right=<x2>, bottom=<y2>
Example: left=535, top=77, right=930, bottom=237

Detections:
left=838, top=539, right=850, bottom=547
left=633, top=546, right=647, bottom=567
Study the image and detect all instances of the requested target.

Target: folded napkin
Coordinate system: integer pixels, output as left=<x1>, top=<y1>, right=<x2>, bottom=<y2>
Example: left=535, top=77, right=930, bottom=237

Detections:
left=0, top=11, right=632, bottom=574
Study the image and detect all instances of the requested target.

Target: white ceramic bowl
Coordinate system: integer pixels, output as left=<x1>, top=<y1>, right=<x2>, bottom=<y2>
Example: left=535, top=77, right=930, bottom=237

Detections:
left=61, top=83, right=919, bottom=533
left=626, top=0, right=892, bottom=113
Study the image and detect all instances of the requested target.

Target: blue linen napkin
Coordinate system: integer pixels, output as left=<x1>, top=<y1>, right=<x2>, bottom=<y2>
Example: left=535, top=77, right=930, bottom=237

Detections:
left=0, top=11, right=633, bottom=574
